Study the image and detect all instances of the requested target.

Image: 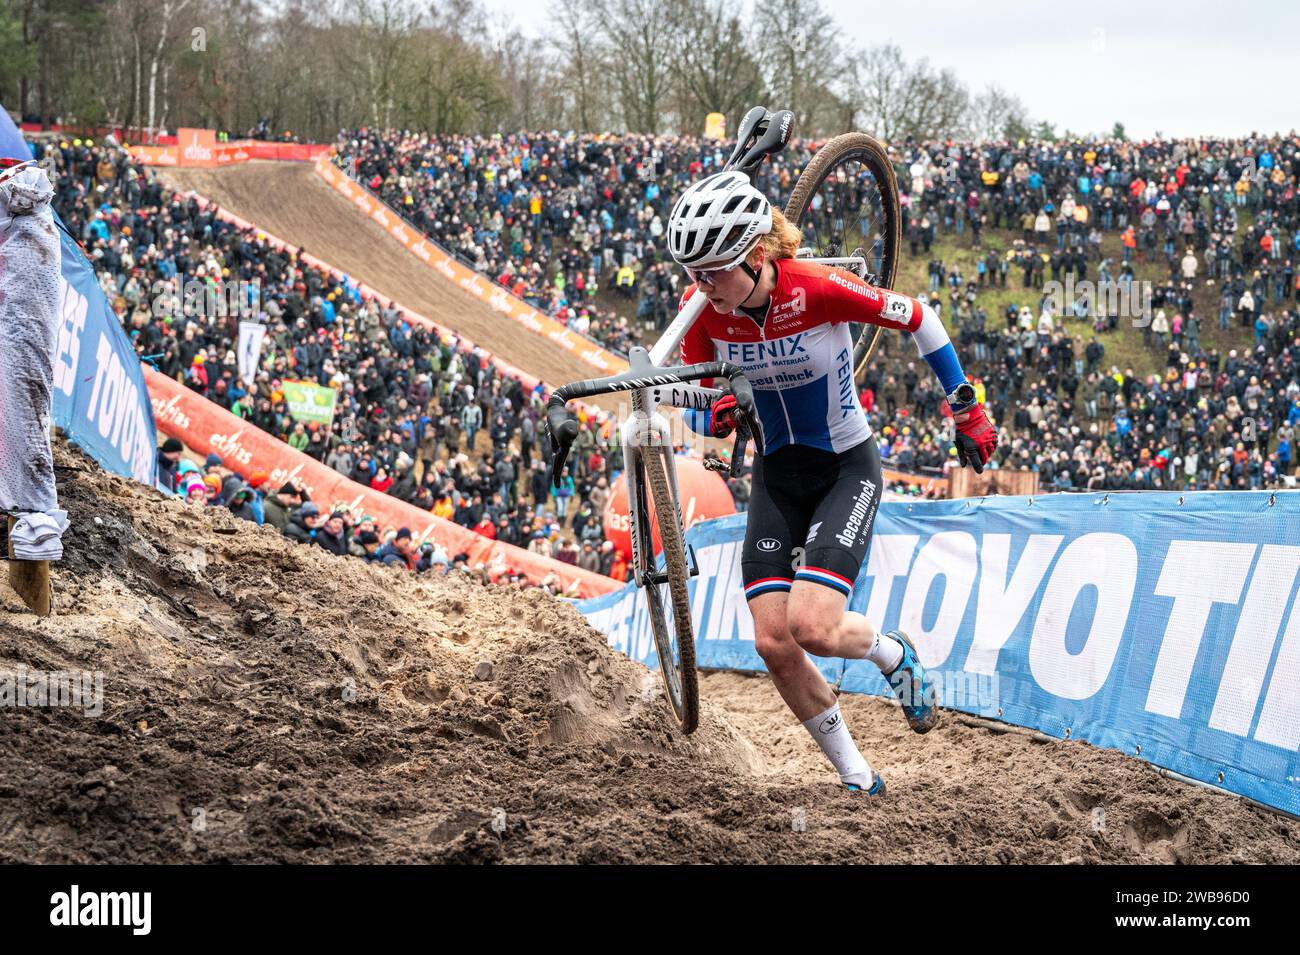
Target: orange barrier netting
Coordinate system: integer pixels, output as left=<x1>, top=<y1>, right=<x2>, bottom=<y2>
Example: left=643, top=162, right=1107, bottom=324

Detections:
left=129, top=127, right=331, bottom=167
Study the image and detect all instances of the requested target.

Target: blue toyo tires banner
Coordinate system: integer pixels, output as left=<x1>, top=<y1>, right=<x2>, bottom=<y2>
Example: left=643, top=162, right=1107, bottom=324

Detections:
left=574, top=491, right=1300, bottom=816
left=50, top=223, right=159, bottom=487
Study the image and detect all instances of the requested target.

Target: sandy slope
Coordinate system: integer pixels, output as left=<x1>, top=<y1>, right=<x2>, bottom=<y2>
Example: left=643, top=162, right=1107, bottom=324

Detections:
left=0, top=443, right=1296, bottom=863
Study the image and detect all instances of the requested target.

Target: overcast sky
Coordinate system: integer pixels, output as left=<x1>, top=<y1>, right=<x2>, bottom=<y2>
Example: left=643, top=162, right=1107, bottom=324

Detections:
left=480, top=0, right=1296, bottom=138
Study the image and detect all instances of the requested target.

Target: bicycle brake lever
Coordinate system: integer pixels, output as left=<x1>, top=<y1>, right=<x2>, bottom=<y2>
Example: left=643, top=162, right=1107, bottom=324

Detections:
left=724, top=373, right=765, bottom=458
left=729, top=424, right=749, bottom=478
left=738, top=407, right=764, bottom=458
left=546, top=400, right=579, bottom=487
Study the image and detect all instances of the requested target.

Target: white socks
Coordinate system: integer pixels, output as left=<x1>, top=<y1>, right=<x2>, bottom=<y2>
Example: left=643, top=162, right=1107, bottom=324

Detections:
left=8, top=510, right=69, bottom=561
left=801, top=702, right=874, bottom=787
left=863, top=624, right=905, bottom=674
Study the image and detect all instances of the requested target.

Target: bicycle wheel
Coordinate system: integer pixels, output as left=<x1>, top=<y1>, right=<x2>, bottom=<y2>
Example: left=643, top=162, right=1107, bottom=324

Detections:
left=636, top=444, right=699, bottom=734
left=785, top=133, right=901, bottom=380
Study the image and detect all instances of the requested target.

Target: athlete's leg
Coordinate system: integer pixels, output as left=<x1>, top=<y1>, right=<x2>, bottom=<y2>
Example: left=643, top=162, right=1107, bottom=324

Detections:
left=786, top=580, right=902, bottom=673
left=788, top=574, right=937, bottom=734
left=750, top=590, right=877, bottom=789
left=742, top=451, right=879, bottom=789
left=740, top=446, right=824, bottom=719
left=827, top=603, right=902, bottom=672
left=784, top=437, right=903, bottom=672
left=749, top=590, right=836, bottom=721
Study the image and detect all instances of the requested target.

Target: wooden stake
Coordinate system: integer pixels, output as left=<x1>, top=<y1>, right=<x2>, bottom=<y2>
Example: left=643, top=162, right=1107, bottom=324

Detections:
left=6, top=516, right=51, bottom=617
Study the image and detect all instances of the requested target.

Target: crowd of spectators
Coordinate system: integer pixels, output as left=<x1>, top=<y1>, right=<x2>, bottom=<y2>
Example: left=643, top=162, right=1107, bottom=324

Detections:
left=861, top=133, right=1299, bottom=490
left=28, top=127, right=1300, bottom=592
left=334, top=127, right=1300, bottom=490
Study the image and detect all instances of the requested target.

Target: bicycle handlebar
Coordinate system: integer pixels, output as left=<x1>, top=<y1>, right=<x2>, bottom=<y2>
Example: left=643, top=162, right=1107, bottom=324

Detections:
left=546, top=362, right=765, bottom=486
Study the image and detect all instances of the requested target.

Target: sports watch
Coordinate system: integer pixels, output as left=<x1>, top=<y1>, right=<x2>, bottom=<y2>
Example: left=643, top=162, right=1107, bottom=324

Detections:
left=946, top=382, right=976, bottom=410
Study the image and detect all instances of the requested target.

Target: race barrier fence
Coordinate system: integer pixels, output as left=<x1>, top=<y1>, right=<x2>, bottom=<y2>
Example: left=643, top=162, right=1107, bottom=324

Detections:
left=574, top=491, right=1300, bottom=815
left=20, top=121, right=179, bottom=146
left=53, top=221, right=159, bottom=486
left=145, top=369, right=621, bottom=598
left=128, top=128, right=331, bottom=167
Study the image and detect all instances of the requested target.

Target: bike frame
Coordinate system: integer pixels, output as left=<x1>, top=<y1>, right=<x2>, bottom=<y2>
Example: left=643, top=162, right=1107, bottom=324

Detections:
left=620, top=292, right=714, bottom=586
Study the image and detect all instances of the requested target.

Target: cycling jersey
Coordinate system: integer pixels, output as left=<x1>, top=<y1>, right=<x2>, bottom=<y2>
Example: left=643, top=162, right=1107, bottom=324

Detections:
left=679, top=258, right=969, bottom=454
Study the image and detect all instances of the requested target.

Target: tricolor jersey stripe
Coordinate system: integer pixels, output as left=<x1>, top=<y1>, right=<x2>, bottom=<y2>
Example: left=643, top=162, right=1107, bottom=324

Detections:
left=744, top=576, right=793, bottom=599
left=794, top=566, right=854, bottom=596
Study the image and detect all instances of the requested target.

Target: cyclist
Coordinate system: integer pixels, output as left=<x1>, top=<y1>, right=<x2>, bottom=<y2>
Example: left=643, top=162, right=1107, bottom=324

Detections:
left=668, top=170, right=997, bottom=796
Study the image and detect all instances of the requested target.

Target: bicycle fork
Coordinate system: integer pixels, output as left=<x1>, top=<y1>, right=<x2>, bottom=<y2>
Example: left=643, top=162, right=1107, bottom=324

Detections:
left=623, top=384, right=700, bottom=589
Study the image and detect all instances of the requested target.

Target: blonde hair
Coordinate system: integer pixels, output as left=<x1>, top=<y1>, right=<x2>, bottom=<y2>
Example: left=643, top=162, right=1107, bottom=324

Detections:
left=752, top=207, right=803, bottom=263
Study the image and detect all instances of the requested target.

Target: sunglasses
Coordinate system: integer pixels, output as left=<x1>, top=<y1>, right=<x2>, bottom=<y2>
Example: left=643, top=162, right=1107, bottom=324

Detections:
left=685, top=261, right=742, bottom=287
left=684, top=240, right=759, bottom=287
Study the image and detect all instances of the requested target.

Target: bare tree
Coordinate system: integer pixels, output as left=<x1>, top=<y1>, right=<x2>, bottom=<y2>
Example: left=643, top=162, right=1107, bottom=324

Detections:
left=903, top=63, right=968, bottom=141
left=592, top=0, right=684, bottom=133
left=854, top=43, right=970, bottom=143
left=340, top=0, right=422, bottom=128
left=753, top=0, right=843, bottom=137
left=968, top=84, right=1031, bottom=142
left=145, top=0, right=192, bottom=140
left=496, top=30, right=567, bottom=130
left=672, top=0, right=765, bottom=134
left=396, top=22, right=508, bottom=133
left=546, top=0, right=607, bottom=131
left=853, top=44, right=909, bottom=142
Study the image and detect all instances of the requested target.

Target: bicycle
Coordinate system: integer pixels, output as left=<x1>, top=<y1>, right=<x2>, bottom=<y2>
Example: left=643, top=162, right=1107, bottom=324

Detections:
left=546, top=106, right=902, bottom=734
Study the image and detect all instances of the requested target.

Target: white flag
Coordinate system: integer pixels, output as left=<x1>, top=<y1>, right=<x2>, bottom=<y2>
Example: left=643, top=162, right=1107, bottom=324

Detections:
left=237, top=320, right=266, bottom=388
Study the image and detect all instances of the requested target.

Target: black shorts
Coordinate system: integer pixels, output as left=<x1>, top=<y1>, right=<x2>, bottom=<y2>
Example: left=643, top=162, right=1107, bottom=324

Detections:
left=742, top=438, right=883, bottom=601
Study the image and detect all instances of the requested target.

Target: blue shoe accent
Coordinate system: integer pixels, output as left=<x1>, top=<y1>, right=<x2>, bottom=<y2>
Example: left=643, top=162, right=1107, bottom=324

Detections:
left=846, top=772, right=886, bottom=797
left=883, top=629, right=938, bottom=733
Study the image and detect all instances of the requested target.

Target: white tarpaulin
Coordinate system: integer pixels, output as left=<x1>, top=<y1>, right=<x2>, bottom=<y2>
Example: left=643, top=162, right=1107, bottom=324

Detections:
left=0, top=162, right=60, bottom=523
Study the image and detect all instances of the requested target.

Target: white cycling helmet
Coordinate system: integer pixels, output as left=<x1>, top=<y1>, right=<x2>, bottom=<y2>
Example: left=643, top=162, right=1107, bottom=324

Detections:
left=667, top=171, right=772, bottom=269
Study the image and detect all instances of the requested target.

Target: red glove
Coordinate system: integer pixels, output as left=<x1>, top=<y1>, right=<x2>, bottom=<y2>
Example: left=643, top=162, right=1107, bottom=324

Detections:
left=953, top=403, right=997, bottom=472
left=710, top=393, right=739, bottom=439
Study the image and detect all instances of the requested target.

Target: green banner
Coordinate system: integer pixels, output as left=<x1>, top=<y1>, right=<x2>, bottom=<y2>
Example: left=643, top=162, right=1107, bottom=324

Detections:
left=281, top=380, right=337, bottom=427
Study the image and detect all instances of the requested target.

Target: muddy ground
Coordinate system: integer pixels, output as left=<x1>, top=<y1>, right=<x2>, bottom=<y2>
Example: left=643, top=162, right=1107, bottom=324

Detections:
left=0, top=443, right=1297, bottom=863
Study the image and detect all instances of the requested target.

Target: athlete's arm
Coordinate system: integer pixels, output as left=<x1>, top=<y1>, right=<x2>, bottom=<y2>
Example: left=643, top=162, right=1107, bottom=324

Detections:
left=677, top=286, right=717, bottom=436
left=818, top=268, right=997, bottom=469
left=818, top=268, right=970, bottom=403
